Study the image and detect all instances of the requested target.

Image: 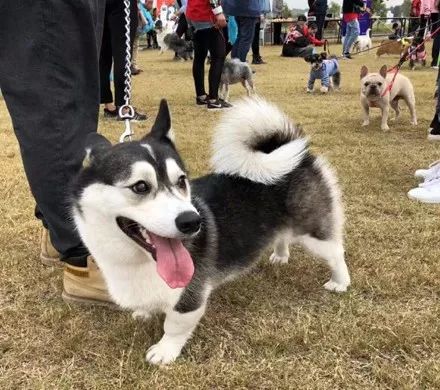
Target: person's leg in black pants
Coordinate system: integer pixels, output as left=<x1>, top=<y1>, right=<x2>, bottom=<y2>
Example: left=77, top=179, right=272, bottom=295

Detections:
left=207, top=28, right=226, bottom=100
left=192, top=27, right=226, bottom=106
left=316, top=13, right=326, bottom=40
left=251, top=21, right=266, bottom=64
left=0, top=0, right=105, bottom=263
left=418, top=15, right=428, bottom=37
left=431, top=13, right=440, bottom=67
left=232, top=16, right=258, bottom=62
left=192, top=28, right=210, bottom=100
left=104, top=0, right=137, bottom=108
left=100, top=18, right=114, bottom=107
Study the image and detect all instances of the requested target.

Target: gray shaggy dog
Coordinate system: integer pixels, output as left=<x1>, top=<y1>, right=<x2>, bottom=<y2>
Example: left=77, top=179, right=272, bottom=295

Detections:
left=220, top=58, right=255, bottom=101
left=162, top=33, right=193, bottom=60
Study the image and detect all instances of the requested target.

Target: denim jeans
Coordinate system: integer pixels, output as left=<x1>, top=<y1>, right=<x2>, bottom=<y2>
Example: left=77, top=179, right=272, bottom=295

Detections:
left=232, top=16, right=258, bottom=62
left=343, top=19, right=360, bottom=54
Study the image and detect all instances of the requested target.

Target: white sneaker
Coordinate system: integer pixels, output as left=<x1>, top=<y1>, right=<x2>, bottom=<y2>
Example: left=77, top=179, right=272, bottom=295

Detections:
left=408, top=177, right=440, bottom=203
left=414, top=160, right=440, bottom=179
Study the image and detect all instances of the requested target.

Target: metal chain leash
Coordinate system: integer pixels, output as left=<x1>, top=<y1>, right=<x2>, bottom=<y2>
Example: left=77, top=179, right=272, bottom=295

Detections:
left=119, top=0, right=135, bottom=143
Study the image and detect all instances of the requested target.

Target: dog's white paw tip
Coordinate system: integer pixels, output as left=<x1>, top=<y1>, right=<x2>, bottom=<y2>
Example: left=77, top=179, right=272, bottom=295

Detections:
left=361, top=121, right=369, bottom=127
left=269, top=253, right=289, bottom=264
left=323, top=280, right=349, bottom=293
left=411, top=121, right=418, bottom=126
left=132, top=310, right=151, bottom=321
left=381, top=126, right=390, bottom=131
left=146, top=342, right=181, bottom=365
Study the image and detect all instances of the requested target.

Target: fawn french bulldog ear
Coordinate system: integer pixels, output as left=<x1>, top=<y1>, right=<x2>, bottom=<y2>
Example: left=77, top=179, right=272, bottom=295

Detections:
left=360, top=66, right=369, bottom=79
left=379, top=65, right=387, bottom=78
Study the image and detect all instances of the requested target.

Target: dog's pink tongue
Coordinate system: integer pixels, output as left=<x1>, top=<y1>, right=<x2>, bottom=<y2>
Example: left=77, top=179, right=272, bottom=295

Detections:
left=149, top=233, right=194, bottom=289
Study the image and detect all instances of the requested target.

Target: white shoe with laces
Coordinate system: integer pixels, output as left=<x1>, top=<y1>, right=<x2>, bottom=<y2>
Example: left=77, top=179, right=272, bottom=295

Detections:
left=408, top=164, right=440, bottom=203
left=414, top=160, right=440, bottom=180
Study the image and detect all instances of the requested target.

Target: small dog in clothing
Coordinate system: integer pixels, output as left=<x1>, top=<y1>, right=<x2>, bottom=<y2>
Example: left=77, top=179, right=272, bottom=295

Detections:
left=305, top=53, right=341, bottom=93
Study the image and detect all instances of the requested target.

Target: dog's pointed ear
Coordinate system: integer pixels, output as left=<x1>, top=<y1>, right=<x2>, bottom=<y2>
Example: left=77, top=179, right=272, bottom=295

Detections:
left=82, top=133, right=112, bottom=168
left=320, top=52, right=327, bottom=60
left=379, top=65, right=387, bottom=78
left=360, top=65, right=369, bottom=79
left=304, top=55, right=312, bottom=63
left=146, top=99, right=174, bottom=143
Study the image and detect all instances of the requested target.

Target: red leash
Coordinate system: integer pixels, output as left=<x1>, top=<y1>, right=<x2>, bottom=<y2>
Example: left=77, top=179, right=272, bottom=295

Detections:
left=381, top=24, right=440, bottom=97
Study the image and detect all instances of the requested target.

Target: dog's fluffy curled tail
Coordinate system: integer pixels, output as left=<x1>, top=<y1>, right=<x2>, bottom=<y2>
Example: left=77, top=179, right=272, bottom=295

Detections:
left=211, top=97, right=308, bottom=185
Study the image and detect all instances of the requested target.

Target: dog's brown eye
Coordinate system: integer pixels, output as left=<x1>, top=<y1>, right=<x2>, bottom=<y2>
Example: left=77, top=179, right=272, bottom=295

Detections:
left=177, top=175, right=187, bottom=191
left=365, top=82, right=370, bottom=86
left=378, top=82, right=382, bottom=86
left=131, top=181, right=151, bottom=194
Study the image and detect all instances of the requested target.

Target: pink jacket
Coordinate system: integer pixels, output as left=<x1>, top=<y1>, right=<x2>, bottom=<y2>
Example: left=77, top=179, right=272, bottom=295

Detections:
left=421, top=0, right=439, bottom=15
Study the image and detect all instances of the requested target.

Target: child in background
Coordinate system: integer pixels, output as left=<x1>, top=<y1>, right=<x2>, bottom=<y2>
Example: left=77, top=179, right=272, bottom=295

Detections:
left=388, top=22, right=403, bottom=40
left=282, top=16, right=324, bottom=57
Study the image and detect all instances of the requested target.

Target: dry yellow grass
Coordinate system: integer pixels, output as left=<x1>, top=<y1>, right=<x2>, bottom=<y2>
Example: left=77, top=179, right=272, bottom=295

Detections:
left=1, top=44, right=440, bottom=389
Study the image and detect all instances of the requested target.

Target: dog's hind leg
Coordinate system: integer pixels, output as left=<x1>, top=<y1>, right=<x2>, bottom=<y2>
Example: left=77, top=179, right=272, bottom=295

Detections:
left=269, top=235, right=291, bottom=264
left=299, top=236, right=350, bottom=292
left=404, top=94, right=417, bottom=126
left=390, top=98, right=400, bottom=121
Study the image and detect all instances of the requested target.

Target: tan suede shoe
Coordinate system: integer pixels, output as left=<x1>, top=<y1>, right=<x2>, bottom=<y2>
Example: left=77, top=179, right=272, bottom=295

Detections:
left=40, top=228, right=63, bottom=268
left=62, top=256, right=117, bottom=308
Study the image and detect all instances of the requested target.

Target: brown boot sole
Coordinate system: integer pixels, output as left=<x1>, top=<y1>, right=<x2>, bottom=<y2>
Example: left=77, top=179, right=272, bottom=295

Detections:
left=40, top=253, right=64, bottom=268
left=61, top=291, right=120, bottom=310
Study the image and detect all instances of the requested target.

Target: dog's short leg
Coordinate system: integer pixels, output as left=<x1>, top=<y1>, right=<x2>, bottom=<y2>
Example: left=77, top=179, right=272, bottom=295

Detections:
left=146, top=304, right=206, bottom=365
left=219, top=82, right=225, bottom=100
left=300, top=236, right=350, bottom=292
left=361, top=102, right=370, bottom=126
left=380, top=104, right=390, bottom=131
left=390, top=99, right=400, bottom=121
left=132, top=309, right=152, bottom=321
left=405, top=96, right=418, bottom=126
left=224, top=83, right=230, bottom=102
left=269, top=236, right=290, bottom=264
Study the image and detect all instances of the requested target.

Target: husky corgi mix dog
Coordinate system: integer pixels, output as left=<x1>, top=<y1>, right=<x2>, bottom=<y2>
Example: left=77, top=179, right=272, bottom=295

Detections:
left=71, top=98, right=351, bottom=365
left=219, top=58, right=255, bottom=101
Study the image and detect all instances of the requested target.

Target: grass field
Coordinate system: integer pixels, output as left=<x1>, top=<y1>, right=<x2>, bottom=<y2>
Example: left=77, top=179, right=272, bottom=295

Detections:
left=1, top=44, right=440, bottom=389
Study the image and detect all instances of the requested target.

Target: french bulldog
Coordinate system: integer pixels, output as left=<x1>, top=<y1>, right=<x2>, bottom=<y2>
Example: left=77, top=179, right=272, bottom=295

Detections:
left=360, top=65, right=417, bottom=131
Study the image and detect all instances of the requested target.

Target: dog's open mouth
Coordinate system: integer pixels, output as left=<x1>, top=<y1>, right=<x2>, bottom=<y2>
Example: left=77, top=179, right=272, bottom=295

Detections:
left=116, top=217, right=194, bottom=289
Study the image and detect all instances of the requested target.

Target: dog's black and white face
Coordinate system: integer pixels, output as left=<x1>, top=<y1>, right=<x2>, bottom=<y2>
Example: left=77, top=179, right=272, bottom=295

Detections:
left=72, top=100, right=200, bottom=288
left=155, top=19, right=163, bottom=33
left=304, top=52, right=327, bottom=71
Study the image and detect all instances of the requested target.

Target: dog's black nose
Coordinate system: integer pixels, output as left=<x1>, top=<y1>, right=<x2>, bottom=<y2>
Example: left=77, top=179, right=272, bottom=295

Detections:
left=175, top=211, right=201, bottom=234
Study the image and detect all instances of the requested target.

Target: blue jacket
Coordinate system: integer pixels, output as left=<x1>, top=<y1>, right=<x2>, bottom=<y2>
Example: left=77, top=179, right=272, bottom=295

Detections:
left=308, top=58, right=339, bottom=89
left=222, top=0, right=264, bottom=17
left=138, top=3, right=154, bottom=34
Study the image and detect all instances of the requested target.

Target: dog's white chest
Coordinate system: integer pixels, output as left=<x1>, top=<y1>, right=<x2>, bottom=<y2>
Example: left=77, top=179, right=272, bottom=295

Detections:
left=103, top=261, right=183, bottom=312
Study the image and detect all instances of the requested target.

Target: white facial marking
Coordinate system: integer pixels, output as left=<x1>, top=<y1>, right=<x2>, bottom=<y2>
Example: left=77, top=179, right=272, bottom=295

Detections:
left=116, top=161, right=158, bottom=190
left=165, top=158, right=190, bottom=199
left=141, top=143, right=156, bottom=161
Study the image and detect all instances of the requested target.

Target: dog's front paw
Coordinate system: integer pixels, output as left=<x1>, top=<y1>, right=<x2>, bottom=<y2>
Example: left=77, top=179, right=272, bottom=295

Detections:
left=306, top=88, right=313, bottom=93
left=324, top=279, right=349, bottom=293
left=411, top=119, right=418, bottom=126
left=381, top=124, right=390, bottom=131
left=361, top=120, right=369, bottom=127
left=132, top=310, right=152, bottom=321
left=320, top=86, right=328, bottom=94
left=269, top=252, right=289, bottom=264
left=146, top=340, right=182, bottom=365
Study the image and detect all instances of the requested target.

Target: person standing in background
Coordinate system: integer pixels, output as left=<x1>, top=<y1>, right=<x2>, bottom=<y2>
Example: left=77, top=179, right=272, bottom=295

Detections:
left=251, top=1, right=271, bottom=64
left=99, top=0, right=147, bottom=120
left=418, top=0, right=440, bottom=68
left=186, top=0, right=231, bottom=110
left=308, top=0, right=328, bottom=40
left=223, top=0, right=262, bottom=62
left=341, top=0, right=367, bottom=59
